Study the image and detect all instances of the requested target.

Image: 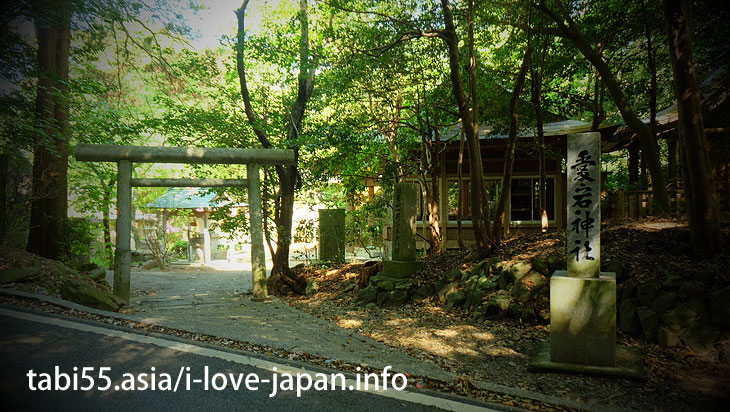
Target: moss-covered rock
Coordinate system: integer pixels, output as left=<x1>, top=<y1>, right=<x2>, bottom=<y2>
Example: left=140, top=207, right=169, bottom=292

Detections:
left=0, top=265, right=42, bottom=284
left=60, top=278, right=125, bottom=312
left=356, top=285, right=378, bottom=305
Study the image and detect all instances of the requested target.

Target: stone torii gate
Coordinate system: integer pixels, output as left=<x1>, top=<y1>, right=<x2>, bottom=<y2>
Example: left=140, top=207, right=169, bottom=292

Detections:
left=75, top=144, right=295, bottom=304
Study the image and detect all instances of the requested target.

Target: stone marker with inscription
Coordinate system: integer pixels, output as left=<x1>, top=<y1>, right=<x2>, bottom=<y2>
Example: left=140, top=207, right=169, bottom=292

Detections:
left=550, top=132, right=616, bottom=367
left=319, top=209, right=346, bottom=263
left=528, top=132, right=647, bottom=378
left=381, top=183, right=422, bottom=278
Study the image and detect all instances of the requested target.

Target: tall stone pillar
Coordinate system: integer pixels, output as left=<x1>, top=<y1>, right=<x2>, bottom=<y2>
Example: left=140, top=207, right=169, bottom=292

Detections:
left=247, top=163, right=268, bottom=301
left=550, top=132, right=616, bottom=366
left=114, top=160, right=132, bottom=304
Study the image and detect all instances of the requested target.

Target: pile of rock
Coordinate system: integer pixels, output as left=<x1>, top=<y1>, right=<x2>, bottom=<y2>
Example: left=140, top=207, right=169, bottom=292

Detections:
left=617, top=268, right=730, bottom=351
left=355, top=256, right=564, bottom=323
left=0, top=254, right=124, bottom=312
left=355, top=269, right=417, bottom=309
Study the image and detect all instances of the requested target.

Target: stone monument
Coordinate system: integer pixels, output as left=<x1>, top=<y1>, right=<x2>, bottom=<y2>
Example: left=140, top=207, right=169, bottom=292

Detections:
left=381, top=183, right=422, bottom=278
left=551, top=132, right=615, bottom=366
left=530, top=132, right=643, bottom=378
left=318, top=208, right=346, bottom=263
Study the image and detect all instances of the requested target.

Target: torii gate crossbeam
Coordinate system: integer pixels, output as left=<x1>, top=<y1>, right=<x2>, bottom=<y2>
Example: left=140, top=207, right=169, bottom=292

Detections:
left=75, top=144, right=295, bottom=304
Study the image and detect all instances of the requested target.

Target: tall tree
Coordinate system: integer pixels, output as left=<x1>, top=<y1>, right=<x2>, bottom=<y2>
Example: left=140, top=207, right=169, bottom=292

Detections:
left=236, top=0, right=315, bottom=295
left=535, top=0, right=671, bottom=212
left=493, top=39, right=533, bottom=245
left=440, top=0, right=491, bottom=257
left=664, top=0, right=722, bottom=257
left=27, top=2, right=71, bottom=259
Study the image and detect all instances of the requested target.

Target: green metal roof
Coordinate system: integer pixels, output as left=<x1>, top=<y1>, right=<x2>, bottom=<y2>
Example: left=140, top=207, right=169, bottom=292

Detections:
left=145, top=187, right=228, bottom=209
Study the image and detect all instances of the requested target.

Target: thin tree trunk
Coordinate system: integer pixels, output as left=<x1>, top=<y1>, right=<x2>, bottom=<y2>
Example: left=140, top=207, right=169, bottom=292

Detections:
left=664, top=0, right=722, bottom=257
left=236, top=0, right=314, bottom=294
left=440, top=0, right=490, bottom=257
left=537, top=0, right=671, bottom=212
left=457, top=130, right=465, bottom=249
left=0, top=153, right=7, bottom=244
left=532, top=36, right=549, bottom=232
left=493, top=43, right=533, bottom=245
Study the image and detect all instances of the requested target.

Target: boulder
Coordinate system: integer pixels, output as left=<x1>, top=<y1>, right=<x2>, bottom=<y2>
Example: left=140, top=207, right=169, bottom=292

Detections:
left=662, top=300, right=704, bottom=330
left=356, top=285, right=378, bottom=305
left=619, top=299, right=641, bottom=335
left=0, top=265, right=42, bottom=284
left=682, top=319, right=720, bottom=351
left=604, top=258, right=624, bottom=279
left=384, top=290, right=409, bottom=307
left=520, top=307, right=537, bottom=322
left=445, top=291, right=466, bottom=311
left=547, top=256, right=566, bottom=273
left=447, top=268, right=462, bottom=282
left=305, top=279, right=319, bottom=296
left=637, top=309, right=659, bottom=343
left=652, top=291, right=677, bottom=314
left=394, top=280, right=414, bottom=290
left=509, top=261, right=532, bottom=282
left=375, top=279, right=395, bottom=291
left=510, top=282, right=533, bottom=303
left=79, top=263, right=99, bottom=272
left=508, top=302, right=521, bottom=318
left=60, top=278, right=124, bottom=312
left=657, top=326, right=681, bottom=348
left=141, top=259, right=159, bottom=270
left=619, top=279, right=637, bottom=303
left=477, top=275, right=497, bottom=292
left=413, top=283, right=434, bottom=301
left=523, top=271, right=547, bottom=290
left=87, top=267, right=107, bottom=282
left=497, top=273, right=511, bottom=290
left=437, top=281, right=461, bottom=303
left=463, top=291, right=484, bottom=311
left=636, top=282, right=660, bottom=307
left=677, top=282, right=705, bottom=302
left=341, top=280, right=356, bottom=293
left=710, top=287, right=730, bottom=330
left=376, top=292, right=388, bottom=306
left=530, top=258, right=549, bottom=276
left=485, top=293, right=512, bottom=316
left=463, top=274, right=479, bottom=292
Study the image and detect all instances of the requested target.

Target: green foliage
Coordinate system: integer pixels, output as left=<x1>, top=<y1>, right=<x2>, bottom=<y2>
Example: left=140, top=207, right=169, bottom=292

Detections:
left=345, top=192, right=389, bottom=255
left=170, top=239, right=188, bottom=259
left=59, top=217, right=101, bottom=265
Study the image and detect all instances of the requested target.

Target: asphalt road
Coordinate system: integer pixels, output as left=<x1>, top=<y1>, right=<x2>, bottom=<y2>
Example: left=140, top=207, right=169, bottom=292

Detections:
left=0, top=307, right=504, bottom=412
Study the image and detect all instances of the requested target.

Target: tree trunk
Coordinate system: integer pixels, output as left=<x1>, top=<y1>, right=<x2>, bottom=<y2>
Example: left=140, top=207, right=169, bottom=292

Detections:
left=236, top=0, right=314, bottom=295
left=27, top=6, right=71, bottom=260
left=492, top=43, right=533, bottom=245
left=457, top=130, right=465, bottom=249
left=440, top=0, right=490, bottom=257
left=664, top=0, right=722, bottom=257
left=531, top=55, right=548, bottom=232
left=428, top=172, right=441, bottom=254
left=0, top=153, right=7, bottom=245
left=537, top=0, right=671, bottom=212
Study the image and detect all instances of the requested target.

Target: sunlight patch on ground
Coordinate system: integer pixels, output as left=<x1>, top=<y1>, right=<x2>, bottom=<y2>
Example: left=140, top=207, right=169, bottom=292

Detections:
left=335, top=318, right=362, bottom=329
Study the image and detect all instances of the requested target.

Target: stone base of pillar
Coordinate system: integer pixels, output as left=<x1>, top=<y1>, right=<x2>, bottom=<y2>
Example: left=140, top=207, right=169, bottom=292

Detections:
left=381, top=260, right=423, bottom=279
left=549, top=270, right=616, bottom=366
left=529, top=341, right=645, bottom=380
left=529, top=270, right=644, bottom=379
